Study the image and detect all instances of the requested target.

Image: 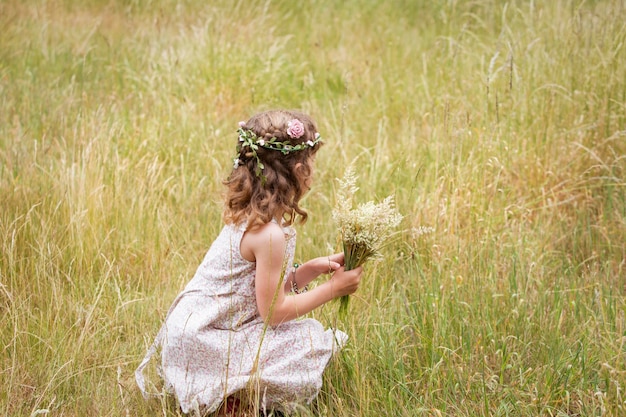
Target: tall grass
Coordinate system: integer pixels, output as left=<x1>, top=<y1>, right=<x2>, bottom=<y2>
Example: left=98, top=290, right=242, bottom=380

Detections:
left=1, top=0, right=624, bottom=415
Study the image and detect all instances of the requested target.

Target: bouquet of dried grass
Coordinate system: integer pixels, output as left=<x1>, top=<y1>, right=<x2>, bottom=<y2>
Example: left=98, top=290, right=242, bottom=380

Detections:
left=332, top=166, right=403, bottom=315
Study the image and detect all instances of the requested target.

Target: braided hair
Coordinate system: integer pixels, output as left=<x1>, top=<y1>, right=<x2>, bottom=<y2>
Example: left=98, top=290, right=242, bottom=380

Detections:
left=223, top=110, right=323, bottom=230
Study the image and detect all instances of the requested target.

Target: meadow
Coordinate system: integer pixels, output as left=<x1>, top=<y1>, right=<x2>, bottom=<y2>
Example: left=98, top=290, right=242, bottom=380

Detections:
left=1, top=0, right=625, bottom=415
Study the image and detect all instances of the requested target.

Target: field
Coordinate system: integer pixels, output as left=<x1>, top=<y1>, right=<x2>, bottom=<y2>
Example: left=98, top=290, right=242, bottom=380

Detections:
left=1, top=0, right=625, bottom=415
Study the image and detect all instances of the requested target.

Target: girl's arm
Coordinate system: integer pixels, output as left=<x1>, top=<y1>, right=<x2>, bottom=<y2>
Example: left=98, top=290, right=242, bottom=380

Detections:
left=242, top=223, right=362, bottom=326
left=283, top=253, right=344, bottom=293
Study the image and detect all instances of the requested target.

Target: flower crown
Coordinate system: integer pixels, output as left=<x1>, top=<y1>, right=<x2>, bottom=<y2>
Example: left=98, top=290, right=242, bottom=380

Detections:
left=233, top=118, right=322, bottom=180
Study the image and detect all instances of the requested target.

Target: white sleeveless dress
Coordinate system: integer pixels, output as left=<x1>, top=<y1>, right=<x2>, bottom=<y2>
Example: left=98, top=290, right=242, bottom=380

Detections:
left=135, top=222, right=346, bottom=414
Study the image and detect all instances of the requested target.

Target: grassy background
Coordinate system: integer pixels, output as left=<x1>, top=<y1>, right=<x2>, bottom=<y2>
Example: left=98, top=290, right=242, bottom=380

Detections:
left=1, top=0, right=625, bottom=415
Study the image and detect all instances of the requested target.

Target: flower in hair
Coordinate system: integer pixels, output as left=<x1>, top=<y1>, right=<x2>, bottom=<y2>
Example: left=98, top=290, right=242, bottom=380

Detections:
left=234, top=122, right=323, bottom=183
left=287, top=119, right=305, bottom=139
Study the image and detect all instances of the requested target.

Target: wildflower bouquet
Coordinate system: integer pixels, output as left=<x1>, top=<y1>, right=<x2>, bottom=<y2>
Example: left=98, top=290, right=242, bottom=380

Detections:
left=332, top=166, right=403, bottom=315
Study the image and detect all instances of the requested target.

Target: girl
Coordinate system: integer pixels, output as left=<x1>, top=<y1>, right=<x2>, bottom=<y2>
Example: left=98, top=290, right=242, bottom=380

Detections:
left=136, top=110, right=363, bottom=416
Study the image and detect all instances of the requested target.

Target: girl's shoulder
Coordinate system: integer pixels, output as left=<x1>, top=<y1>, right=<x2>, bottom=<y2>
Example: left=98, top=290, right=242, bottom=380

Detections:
left=244, top=221, right=286, bottom=245
left=240, top=221, right=287, bottom=262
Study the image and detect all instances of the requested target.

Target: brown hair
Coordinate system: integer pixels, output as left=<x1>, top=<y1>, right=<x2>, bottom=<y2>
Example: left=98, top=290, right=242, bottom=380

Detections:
left=223, top=110, right=322, bottom=230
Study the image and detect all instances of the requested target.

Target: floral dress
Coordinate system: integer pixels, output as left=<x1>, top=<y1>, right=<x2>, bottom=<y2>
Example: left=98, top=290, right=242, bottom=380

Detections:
left=135, top=222, right=346, bottom=414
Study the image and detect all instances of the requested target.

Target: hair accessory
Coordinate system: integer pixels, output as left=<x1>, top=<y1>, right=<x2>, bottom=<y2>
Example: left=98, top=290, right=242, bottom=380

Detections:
left=287, top=119, right=305, bottom=138
left=233, top=121, right=323, bottom=179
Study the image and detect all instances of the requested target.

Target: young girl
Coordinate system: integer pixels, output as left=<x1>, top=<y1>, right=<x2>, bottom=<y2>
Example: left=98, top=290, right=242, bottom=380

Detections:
left=136, top=110, right=363, bottom=416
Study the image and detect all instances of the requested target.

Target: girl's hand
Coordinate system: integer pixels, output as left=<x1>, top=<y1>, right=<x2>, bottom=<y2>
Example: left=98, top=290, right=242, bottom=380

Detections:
left=328, top=266, right=363, bottom=298
left=308, top=252, right=345, bottom=276
left=328, top=252, right=345, bottom=268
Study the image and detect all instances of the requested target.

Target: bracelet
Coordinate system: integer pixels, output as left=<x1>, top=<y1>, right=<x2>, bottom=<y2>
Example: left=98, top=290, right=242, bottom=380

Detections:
left=291, top=263, right=308, bottom=294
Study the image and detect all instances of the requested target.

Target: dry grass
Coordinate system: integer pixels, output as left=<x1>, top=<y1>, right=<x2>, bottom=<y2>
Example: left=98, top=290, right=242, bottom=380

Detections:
left=1, top=0, right=625, bottom=415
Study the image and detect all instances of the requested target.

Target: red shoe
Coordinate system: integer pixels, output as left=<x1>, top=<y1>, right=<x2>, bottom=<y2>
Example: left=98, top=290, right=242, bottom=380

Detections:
left=224, top=397, right=241, bottom=416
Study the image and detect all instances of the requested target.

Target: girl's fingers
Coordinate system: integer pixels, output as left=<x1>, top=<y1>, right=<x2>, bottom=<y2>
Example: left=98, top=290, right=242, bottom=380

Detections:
left=331, top=266, right=363, bottom=293
left=328, top=252, right=345, bottom=265
left=322, top=255, right=342, bottom=272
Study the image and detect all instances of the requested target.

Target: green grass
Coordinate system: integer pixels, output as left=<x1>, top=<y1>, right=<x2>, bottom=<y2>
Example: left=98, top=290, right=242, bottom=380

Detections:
left=1, top=0, right=625, bottom=415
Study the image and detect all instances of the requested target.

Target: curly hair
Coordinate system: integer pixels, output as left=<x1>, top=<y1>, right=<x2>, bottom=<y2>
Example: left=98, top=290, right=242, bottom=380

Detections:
left=223, top=110, right=323, bottom=230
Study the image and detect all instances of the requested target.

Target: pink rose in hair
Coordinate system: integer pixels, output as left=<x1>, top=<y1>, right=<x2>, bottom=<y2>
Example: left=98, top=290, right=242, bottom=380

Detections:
left=287, top=119, right=305, bottom=139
